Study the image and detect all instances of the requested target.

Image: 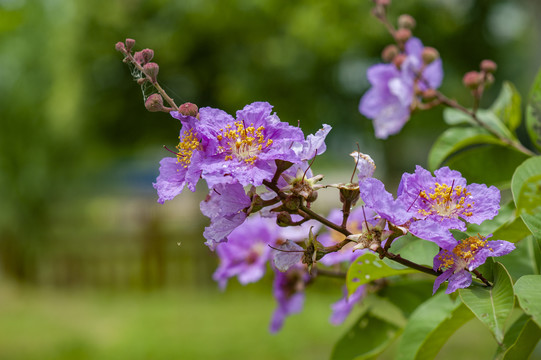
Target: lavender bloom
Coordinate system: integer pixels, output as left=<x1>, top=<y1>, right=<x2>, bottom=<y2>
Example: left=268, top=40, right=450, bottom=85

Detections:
left=359, top=37, right=443, bottom=139
left=398, top=166, right=500, bottom=249
left=213, top=216, right=279, bottom=289
left=358, top=177, right=415, bottom=226
left=200, top=182, right=252, bottom=250
left=432, top=234, right=515, bottom=294
left=330, top=285, right=366, bottom=325
left=196, top=102, right=305, bottom=188
left=291, top=124, right=332, bottom=161
left=153, top=116, right=203, bottom=203
left=270, top=265, right=311, bottom=333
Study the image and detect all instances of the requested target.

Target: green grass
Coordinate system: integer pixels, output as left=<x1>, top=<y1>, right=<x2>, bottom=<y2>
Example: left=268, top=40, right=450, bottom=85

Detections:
left=0, top=282, right=346, bottom=360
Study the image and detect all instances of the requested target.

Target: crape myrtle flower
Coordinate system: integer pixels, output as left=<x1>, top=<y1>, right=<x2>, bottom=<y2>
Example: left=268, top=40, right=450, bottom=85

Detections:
left=213, top=216, right=279, bottom=289
left=398, top=166, right=500, bottom=249
left=270, top=264, right=311, bottom=333
left=359, top=176, right=457, bottom=250
left=200, top=182, right=251, bottom=250
left=432, top=234, right=515, bottom=294
left=359, top=37, right=443, bottom=139
left=153, top=115, right=203, bottom=203
left=330, top=285, right=366, bottom=325
left=196, top=102, right=305, bottom=188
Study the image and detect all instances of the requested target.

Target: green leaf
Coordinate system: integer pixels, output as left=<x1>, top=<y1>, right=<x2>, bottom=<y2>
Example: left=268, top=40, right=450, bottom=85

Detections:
left=514, top=275, right=541, bottom=328
left=526, top=65, right=541, bottom=152
left=467, top=201, right=530, bottom=242
left=379, top=279, right=435, bottom=317
left=494, top=314, right=541, bottom=360
left=511, top=156, right=541, bottom=238
left=498, top=237, right=540, bottom=281
left=396, top=293, right=473, bottom=360
left=331, top=310, right=401, bottom=360
left=443, top=144, right=529, bottom=188
left=383, top=234, right=439, bottom=270
left=346, top=253, right=416, bottom=296
left=459, top=262, right=515, bottom=344
left=428, top=126, right=503, bottom=171
left=491, top=81, right=522, bottom=132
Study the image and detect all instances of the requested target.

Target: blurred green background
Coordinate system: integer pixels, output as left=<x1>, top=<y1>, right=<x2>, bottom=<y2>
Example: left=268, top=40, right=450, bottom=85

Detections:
left=1, top=0, right=540, bottom=359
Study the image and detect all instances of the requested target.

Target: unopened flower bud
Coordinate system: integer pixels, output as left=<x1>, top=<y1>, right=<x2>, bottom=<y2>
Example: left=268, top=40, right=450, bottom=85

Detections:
left=393, top=53, right=407, bottom=68
left=141, top=48, right=154, bottom=63
left=137, top=78, right=147, bottom=85
left=115, top=42, right=126, bottom=53
left=480, top=59, right=497, bottom=73
left=276, top=212, right=293, bottom=227
left=376, top=0, right=390, bottom=6
left=381, top=44, right=399, bottom=62
left=145, top=94, right=165, bottom=112
left=398, top=14, right=416, bottom=29
left=421, top=47, right=439, bottom=65
left=462, top=71, right=482, bottom=89
left=125, top=38, right=135, bottom=52
left=143, top=62, right=159, bottom=83
left=395, top=28, right=412, bottom=43
left=178, top=102, right=199, bottom=117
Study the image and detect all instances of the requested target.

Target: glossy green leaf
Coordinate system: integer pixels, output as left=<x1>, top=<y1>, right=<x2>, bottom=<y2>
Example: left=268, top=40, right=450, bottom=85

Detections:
left=443, top=107, right=517, bottom=140
left=498, top=237, right=540, bottom=281
left=331, top=310, right=401, bottom=360
left=428, top=126, right=503, bottom=171
left=346, top=253, right=415, bottom=296
left=526, top=65, right=541, bottom=152
left=494, top=314, right=541, bottom=360
left=383, top=234, right=439, bottom=270
left=442, top=144, right=529, bottom=188
left=491, top=81, right=522, bottom=132
left=511, top=156, right=541, bottom=238
left=459, top=262, right=515, bottom=344
left=514, top=275, right=541, bottom=328
left=396, top=293, right=473, bottom=360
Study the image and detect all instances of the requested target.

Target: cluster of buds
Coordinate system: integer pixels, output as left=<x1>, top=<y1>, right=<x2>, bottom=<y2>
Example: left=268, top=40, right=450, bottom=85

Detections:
left=462, top=59, right=497, bottom=103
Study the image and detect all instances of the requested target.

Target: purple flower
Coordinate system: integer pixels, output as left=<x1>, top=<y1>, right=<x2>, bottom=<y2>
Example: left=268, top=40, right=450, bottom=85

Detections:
left=330, top=285, right=366, bottom=325
left=359, top=37, right=443, bottom=139
left=358, top=177, right=414, bottom=227
left=196, top=102, right=305, bottom=188
left=291, top=124, right=332, bottom=161
left=432, top=234, right=515, bottom=294
left=153, top=117, right=203, bottom=203
left=270, top=265, right=311, bottom=333
left=398, top=166, right=500, bottom=249
left=200, top=183, right=252, bottom=250
left=213, top=216, right=279, bottom=289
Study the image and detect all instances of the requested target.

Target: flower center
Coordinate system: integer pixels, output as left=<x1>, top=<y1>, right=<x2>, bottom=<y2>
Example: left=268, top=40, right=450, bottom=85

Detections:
left=437, top=235, right=490, bottom=271
left=418, top=182, right=473, bottom=218
left=176, top=128, right=200, bottom=168
left=216, top=121, right=273, bottom=165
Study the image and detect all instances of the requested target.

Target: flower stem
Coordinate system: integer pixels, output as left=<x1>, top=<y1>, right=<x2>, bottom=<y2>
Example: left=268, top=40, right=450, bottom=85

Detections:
left=436, top=91, right=535, bottom=156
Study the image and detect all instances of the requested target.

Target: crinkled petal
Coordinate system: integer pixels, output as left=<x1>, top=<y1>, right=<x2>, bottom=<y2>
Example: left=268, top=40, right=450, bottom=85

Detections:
left=446, top=270, right=473, bottom=294
left=433, top=268, right=453, bottom=294
left=153, top=157, right=189, bottom=204
left=372, top=100, right=411, bottom=139
left=409, top=219, right=458, bottom=250
left=468, top=240, right=515, bottom=270
left=464, top=183, right=501, bottom=224
left=422, top=58, right=443, bottom=90
left=272, top=240, right=304, bottom=272
left=360, top=178, right=413, bottom=225
left=292, top=124, right=332, bottom=160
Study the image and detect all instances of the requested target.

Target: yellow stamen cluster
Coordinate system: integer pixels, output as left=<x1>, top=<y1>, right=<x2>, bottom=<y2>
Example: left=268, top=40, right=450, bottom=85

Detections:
left=418, top=182, right=473, bottom=218
left=176, top=128, right=200, bottom=168
left=217, top=121, right=272, bottom=165
left=437, top=234, right=489, bottom=271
